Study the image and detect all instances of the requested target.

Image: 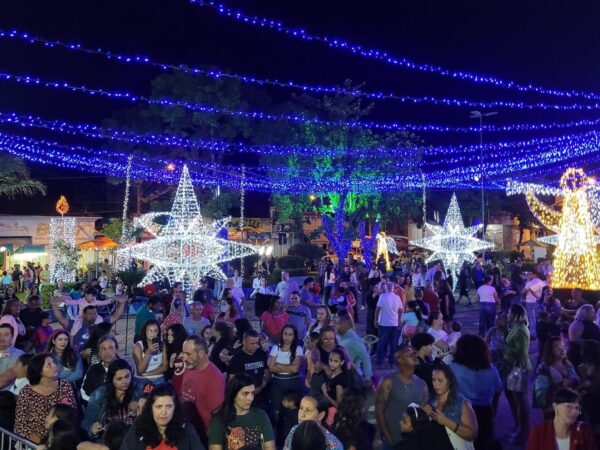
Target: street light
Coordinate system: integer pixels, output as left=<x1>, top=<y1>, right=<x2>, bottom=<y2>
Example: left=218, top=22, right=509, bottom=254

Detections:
left=470, top=111, right=498, bottom=238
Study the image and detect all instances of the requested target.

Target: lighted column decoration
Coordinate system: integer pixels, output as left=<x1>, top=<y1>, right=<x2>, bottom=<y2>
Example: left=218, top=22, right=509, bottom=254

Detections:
left=115, top=155, right=134, bottom=271
left=410, top=193, right=494, bottom=276
left=507, top=168, right=600, bottom=290
left=359, top=220, right=379, bottom=269
left=239, top=165, right=245, bottom=277
left=49, top=196, right=77, bottom=283
left=116, top=165, right=257, bottom=300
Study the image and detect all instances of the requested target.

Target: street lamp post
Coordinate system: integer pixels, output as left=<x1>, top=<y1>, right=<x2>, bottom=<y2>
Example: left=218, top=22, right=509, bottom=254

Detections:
left=470, top=111, right=497, bottom=239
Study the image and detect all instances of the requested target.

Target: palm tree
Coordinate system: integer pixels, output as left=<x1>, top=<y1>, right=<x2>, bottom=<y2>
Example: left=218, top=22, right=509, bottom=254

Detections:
left=0, top=155, right=46, bottom=198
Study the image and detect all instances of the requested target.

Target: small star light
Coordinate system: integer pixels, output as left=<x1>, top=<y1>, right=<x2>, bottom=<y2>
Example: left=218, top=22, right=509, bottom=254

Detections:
left=117, top=165, right=257, bottom=299
left=410, top=193, right=494, bottom=276
left=55, top=195, right=69, bottom=216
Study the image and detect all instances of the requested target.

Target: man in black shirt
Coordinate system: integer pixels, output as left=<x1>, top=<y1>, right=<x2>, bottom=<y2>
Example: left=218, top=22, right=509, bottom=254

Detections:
left=80, top=335, right=119, bottom=402
left=411, top=332, right=437, bottom=394
left=228, top=329, right=270, bottom=407
left=510, top=259, right=526, bottom=303
left=19, top=295, right=43, bottom=344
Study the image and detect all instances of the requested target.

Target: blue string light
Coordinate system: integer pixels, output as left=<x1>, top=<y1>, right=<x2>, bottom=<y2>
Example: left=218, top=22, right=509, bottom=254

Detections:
left=2, top=29, right=599, bottom=114
left=2, top=109, right=598, bottom=166
left=191, top=1, right=600, bottom=103
left=1, top=128, right=599, bottom=193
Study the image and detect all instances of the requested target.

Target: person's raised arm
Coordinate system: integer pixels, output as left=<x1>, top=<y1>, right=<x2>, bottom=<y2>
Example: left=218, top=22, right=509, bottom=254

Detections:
left=50, top=298, right=70, bottom=330
left=109, top=295, right=128, bottom=324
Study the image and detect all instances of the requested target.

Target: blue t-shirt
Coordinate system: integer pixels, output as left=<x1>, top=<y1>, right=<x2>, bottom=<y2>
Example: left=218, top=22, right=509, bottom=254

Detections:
left=450, top=362, right=503, bottom=406
left=68, top=318, right=110, bottom=351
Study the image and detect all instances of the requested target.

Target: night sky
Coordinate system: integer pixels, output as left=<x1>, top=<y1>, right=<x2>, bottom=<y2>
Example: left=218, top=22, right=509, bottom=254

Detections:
left=1, top=0, right=599, bottom=217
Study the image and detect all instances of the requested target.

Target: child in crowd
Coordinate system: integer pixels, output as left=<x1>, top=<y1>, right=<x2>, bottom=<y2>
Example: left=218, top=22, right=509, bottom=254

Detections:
left=400, top=403, right=453, bottom=450
left=401, top=301, right=424, bottom=341
left=278, top=390, right=301, bottom=447
left=57, top=288, right=115, bottom=336
left=442, top=321, right=462, bottom=364
left=259, top=331, right=270, bottom=353
left=10, top=353, right=32, bottom=395
left=322, top=348, right=350, bottom=423
left=32, top=311, right=53, bottom=353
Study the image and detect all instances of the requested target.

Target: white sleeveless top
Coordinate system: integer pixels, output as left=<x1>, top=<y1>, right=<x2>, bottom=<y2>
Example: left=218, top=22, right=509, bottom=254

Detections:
left=135, top=341, right=163, bottom=380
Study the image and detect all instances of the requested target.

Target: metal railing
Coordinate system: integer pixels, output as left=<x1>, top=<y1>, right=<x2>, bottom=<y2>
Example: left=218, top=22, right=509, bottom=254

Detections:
left=0, top=427, right=37, bottom=450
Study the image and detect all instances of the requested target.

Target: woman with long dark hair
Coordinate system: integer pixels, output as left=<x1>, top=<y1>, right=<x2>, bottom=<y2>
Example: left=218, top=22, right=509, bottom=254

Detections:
left=233, top=318, right=252, bottom=349
left=450, top=334, right=502, bottom=450
left=424, top=364, right=478, bottom=449
left=332, top=387, right=375, bottom=450
left=210, top=321, right=233, bottom=373
left=165, top=323, right=188, bottom=380
left=46, top=329, right=84, bottom=383
left=132, top=318, right=168, bottom=385
left=208, top=373, right=275, bottom=449
left=307, top=306, right=331, bottom=335
left=120, top=383, right=202, bottom=450
left=268, top=325, right=303, bottom=425
left=82, top=359, right=147, bottom=439
left=533, top=336, right=579, bottom=418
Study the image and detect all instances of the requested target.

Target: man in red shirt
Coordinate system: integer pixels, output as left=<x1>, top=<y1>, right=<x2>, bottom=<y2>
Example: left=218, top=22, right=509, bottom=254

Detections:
left=177, top=335, right=225, bottom=445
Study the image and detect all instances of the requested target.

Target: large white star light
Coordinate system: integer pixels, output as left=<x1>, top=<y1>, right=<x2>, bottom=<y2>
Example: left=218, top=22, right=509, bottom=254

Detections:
left=410, top=193, right=494, bottom=276
left=117, top=165, right=257, bottom=299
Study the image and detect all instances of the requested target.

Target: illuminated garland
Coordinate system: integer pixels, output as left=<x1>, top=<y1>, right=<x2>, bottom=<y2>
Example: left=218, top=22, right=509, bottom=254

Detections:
left=3, top=129, right=600, bottom=193
left=410, top=193, right=494, bottom=276
left=6, top=110, right=600, bottom=162
left=117, top=165, right=257, bottom=298
left=5, top=110, right=600, bottom=179
left=192, top=1, right=600, bottom=102
left=508, top=168, right=600, bottom=290
left=1, top=29, right=596, bottom=112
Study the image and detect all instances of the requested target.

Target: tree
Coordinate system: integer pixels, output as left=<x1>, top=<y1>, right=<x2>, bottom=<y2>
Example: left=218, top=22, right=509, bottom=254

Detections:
left=101, top=218, right=124, bottom=242
left=263, top=82, right=421, bottom=261
left=0, top=155, right=46, bottom=198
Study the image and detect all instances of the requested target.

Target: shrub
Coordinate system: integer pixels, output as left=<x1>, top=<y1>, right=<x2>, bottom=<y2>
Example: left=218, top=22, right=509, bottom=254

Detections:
left=288, top=243, right=326, bottom=261
left=276, top=255, right=305, bottom=270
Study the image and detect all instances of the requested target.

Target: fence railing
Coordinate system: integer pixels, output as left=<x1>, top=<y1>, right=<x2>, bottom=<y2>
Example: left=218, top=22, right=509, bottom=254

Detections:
left=0, top=427, right=37, bottom=450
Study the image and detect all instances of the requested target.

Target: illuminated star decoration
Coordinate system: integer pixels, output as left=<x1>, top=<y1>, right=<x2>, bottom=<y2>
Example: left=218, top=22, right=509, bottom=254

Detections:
left=410, top=193, right=494, bottom=276
left=507, top=168, right=600, bottom=290
left=117, top=165, right=257, bottom=299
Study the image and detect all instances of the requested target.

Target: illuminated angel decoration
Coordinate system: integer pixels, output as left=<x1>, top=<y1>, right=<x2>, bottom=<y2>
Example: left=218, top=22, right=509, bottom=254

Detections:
left=376, top=231, right=399, bottom=271
left=507, top=168, right=600, bottom=290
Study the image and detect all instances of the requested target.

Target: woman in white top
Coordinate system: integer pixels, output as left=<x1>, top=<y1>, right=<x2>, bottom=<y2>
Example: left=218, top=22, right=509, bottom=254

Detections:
left=477, top=275, right=500, bottom=336
left=268, top=324, right=304, bottom=424
left=426, top=311, right=449, bottom=360
left=132, top=319, right=167, bottom=385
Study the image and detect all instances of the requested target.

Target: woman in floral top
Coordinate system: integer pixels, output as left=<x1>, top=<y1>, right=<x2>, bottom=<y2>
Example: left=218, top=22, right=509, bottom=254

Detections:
left=14, top=352, right=77, bottom=443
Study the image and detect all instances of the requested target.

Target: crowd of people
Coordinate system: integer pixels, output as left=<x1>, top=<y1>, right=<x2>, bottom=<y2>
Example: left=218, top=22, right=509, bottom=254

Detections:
left=0, top=254, right=597, bottom=450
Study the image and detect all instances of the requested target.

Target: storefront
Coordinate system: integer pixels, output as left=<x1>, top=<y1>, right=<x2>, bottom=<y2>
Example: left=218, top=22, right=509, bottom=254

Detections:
left=0, top=215, right=100, bottom=270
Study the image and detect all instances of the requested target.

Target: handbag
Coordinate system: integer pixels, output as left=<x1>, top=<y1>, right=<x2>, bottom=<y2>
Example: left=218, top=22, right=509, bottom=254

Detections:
left=506, top=366, right=528, bottom=392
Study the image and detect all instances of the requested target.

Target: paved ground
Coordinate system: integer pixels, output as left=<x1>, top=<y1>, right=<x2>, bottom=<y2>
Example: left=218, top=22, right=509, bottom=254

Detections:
left=110, top=294, right=540, bottom=449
